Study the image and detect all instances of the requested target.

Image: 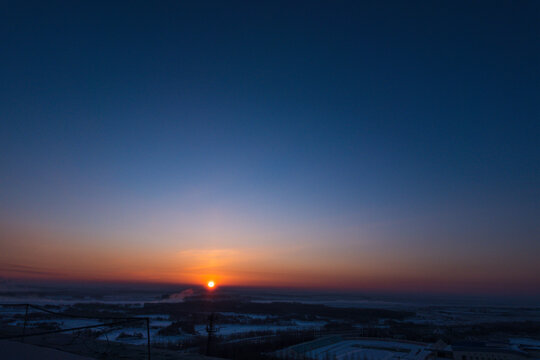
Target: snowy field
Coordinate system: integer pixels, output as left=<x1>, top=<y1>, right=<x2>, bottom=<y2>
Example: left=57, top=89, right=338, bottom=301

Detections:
left=0, top=304, right=327, bottom=347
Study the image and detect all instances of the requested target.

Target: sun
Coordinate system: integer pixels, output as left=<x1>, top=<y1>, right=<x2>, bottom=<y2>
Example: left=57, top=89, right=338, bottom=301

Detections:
left=207, top=281, right=215, bottom=289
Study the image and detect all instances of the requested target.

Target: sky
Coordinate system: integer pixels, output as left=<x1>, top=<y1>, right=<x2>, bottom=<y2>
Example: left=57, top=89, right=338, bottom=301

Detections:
left=1, top=1, right=539, bottom=295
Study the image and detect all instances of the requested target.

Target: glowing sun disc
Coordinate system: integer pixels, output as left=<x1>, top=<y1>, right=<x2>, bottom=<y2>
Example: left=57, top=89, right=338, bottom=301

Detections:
left=207, top=281, right=215, bottom=288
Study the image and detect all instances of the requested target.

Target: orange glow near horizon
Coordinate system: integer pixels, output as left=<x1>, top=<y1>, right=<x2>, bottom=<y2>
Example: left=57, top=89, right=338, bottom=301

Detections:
left=1, top=222, right=539, bottom=295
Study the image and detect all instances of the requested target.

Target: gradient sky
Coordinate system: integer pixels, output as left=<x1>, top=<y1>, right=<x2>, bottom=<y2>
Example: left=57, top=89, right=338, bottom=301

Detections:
left=1, top=1, right=539, bottom=295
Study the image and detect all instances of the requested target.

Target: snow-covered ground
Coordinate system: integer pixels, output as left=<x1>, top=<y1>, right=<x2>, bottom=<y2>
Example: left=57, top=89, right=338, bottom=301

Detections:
left=195, top=319, right=325, bottom=337
left=407, top=306, right=540, bottom=326
left=0, top=303, right=326, bottom=347
left=510, top=338, right=540, bottom=347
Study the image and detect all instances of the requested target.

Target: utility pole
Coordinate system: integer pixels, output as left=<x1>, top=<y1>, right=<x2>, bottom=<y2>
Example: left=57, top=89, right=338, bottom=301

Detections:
left=22, top=304, right=29, bottom=343
left=206, top=312, right=217, bottom=356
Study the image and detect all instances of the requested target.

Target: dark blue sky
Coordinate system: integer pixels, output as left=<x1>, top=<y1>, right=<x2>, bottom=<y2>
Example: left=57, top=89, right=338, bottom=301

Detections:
left=1, top=1, right=539, bottom=292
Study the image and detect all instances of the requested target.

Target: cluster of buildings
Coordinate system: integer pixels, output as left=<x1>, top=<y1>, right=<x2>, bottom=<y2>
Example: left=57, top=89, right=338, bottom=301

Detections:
left=274, top=336, right=540, bottom=360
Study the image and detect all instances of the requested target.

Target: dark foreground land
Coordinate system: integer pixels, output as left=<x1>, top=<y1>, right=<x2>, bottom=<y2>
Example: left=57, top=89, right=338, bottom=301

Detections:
left=0, top=324, right=221, bottom=360
left=2, top=296, right=540, bottom=360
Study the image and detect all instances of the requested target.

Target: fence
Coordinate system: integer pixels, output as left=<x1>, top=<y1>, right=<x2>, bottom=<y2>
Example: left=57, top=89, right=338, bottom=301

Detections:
left=0, top=303, right=152, bottom=360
